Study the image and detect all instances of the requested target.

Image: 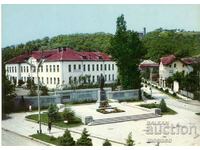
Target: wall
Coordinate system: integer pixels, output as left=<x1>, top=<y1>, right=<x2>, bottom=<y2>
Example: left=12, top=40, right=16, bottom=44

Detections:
left=107, top=89, right=139, bottom=100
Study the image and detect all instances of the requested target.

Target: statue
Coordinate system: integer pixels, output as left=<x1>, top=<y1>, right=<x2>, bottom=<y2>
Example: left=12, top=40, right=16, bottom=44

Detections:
left=98, top=74, right=109, bottom=108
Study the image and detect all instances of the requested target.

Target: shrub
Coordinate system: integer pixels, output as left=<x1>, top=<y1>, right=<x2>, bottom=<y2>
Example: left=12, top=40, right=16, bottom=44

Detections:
left=41, top=86, right=49, bottom=96
left=18, top=79, right=25, bottom=87
left=76, top=128, right=92, bottom=146
left=50, top=136, right=56, bottom=141
left=47, top=104, right=60, bottom=122
left=173, top=93, right=177, bottom=96
left=159, top=99, right=168, bottom=113
left=126, top=132, right=134, bottom=146
left=160, top=88, right=163, bottom=91
left=103, top=139, right=112, bottom=146
left=59, top=129, right=75, bottom=146
left=165, top=89, right=169, bottom=93
left=63, top=108, right=75, bottom=123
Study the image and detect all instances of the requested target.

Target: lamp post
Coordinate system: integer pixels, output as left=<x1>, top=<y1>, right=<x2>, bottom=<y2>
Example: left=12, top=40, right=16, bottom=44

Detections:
left=25, top=59, right=44, bottom=134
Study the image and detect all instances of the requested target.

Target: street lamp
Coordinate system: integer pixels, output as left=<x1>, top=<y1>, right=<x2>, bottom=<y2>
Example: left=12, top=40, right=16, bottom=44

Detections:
left=25, top=59, right=44, bottom=134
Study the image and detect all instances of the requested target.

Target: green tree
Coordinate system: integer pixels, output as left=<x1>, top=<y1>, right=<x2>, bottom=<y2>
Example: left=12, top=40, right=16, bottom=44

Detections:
left=103, top=139, right=112, bottom=146
left=76, top=128, right=92, bottom=146
left=41, top=85, right=49, bottom=96
left=159, top=99, right=168, bottom=113
left=47, top=104, right=59, bottom=122
left=2, top=66, right=16, bottom=118
left=59, top=129, right=75, bottom=146
left=126, top=132, right=134, bottom=146
left=27, top=78, right=37, bottom=96
left=109, top=14, right=145, bottom=90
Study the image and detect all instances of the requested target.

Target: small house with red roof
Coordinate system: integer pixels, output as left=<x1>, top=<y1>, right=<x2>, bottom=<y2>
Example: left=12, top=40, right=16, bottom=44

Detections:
left=159, top=54, right=199, bottom=88
left=5, top=47, right=118, bottom=89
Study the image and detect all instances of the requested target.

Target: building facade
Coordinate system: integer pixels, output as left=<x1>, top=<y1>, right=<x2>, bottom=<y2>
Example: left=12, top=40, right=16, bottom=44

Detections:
left=159, top=55, right=194, bottom=87
left=5, top=48, right=118, bottom=89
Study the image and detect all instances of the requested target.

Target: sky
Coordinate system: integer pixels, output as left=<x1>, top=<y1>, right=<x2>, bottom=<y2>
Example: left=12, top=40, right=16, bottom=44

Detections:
left=2, top=4, right=200, bottom=47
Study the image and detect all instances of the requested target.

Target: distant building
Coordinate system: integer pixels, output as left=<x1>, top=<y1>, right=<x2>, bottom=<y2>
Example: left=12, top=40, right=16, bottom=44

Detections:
left=5, top=48, right=118, bottom=89
left=159, top=55, right=199, bottom=87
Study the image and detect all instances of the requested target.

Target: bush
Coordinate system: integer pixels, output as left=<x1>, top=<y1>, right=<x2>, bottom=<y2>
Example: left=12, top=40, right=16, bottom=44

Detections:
left=126, top=132, right=134, bottom=146
left=103, top=139, right=112, bottom=146
left=50, top=136, right=56, bottom=141
left=63, top=108, right=75, bottom=123
left=41, top=86, right=49, bottom=96
left=165, top=89, right=169, bottom=93
left=18, top=79, right=25, bottom=87
left=76, top=128, right=92, bottom=146
left=173, top=93, right=177, bottom=96
left=59, top=129, right=75, bottom=146
left=47, top=104, right=61, bottom=122
left=159, top=99, right=168, bottom=112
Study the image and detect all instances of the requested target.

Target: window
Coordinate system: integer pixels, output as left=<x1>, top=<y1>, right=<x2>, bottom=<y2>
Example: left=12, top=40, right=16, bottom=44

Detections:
left=50, top=77, right=52, bottom=84
left=92, top=64, right=95, bottom=71
left=21, top=66, right=23, bottom=73
left=69, top=77, right=72, bottom=84
left=15, top=66, right=17, bottom=72
left=169, top=65, right=171, bottom=68
left=53, top=65, right=55, bottom=72
left=69, top=65, right=71, bottom=72
left=27, top=66, right=29, bottom=72
left=24, top=66, right=26, bottom=72
left=112, top=64, right=114, bottom=70
left=74, top=77, right=77, bottom=82
left=92, top=76, right=95, bottom=82
left=112, top=74, right=114, bottom=81
left=57, top=78, right=60, bottom=84
left=50, top=65, right=52, bottom=72
left=46, top=65, right=48, bottom=72
left=109, top=74, right=111, bottom=81
left=83, top=65, right=86, bottom=71
left=57, top=65, right=59, bottom=72
left=54, top=77, right=56, bottom=84
left=88, top=64, right=90, bottom=71
left=96, top=64, right=99, bottom=71
left=105, top=75, right=107, bottom=81
left=101, top=64, right=103, bottom=71
left=97, top=75, right=99, bottom=82
left=104, top=64, right=107, bottom=71
left=108, top=64, right=111, bottom=71
left=47, top=77, right=49, bottom=84
left=174, top=63, right=176, bottom=68
left=78, top=64, right=81, bottom=70
left=41, top=65, right=43, bottom=72
left=74, top=64, right=76, bottom=70
left=32, top=66, right=36, bottom=72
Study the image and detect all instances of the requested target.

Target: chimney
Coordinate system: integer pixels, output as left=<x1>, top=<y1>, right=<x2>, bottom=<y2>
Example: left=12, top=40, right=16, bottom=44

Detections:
left=143, top=27, right=146, bottom=36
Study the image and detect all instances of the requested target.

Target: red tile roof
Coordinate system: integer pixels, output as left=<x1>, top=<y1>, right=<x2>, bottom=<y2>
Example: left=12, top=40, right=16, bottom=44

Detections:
left=160, top=55, right=176, bottom=65
left=181, top=57, right=200, bottom=65
left=6, top=48, right=111, bottom=64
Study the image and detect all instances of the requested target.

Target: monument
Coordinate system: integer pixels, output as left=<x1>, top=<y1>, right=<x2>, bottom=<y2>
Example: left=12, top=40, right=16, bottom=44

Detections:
left=98, top=74, right=109, bottom=108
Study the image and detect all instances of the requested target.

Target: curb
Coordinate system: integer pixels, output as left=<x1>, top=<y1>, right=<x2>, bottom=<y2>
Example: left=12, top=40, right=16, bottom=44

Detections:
left=2, top=128, right=54, bottom=146
left=25, top=118, right=125, bottom=145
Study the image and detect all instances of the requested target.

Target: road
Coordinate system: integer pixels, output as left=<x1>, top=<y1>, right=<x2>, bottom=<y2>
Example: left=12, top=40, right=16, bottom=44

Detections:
left=2, top=129, right=46, bottom=146
left=143, top=85, right=200, bottom=113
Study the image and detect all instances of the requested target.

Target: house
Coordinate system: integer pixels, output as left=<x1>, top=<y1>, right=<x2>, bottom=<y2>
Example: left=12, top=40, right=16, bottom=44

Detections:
left=5, top=47, right=118, bottom=89
left=159, top=55, right=199, bottom=88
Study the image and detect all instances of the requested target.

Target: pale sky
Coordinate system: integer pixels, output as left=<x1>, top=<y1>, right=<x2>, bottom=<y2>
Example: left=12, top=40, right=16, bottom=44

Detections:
left=2, top=4, right=200, bottom=47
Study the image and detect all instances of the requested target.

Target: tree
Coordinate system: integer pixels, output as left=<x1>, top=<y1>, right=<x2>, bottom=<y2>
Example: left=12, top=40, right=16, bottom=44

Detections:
left=63, top=108, right=75, bottom=123
left=76, top=128, right=92, bottom=146
left=41, top=85, right=49, bottom=96
left=27, top=78, right=37, bottom=96
left=159, top=99, right=168, bottom=113
left=109, top=14, right=145, bottom=90
left=47, top=104, right=59, bottom=122
left=2, top=66, right=16, bottom=118
left=103, top=139, right=112, bottom=146
left=126, top=132, right=134, bottom=146
left=59, top=129, right=75, bottom=146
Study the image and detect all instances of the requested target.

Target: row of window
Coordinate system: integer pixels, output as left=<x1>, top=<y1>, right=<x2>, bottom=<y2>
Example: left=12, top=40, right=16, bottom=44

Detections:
left=7, top=66, right=17, bottom=73
left=68, top=64, right=115, bottom=72
left=69, top=74, right=115, bottom=83
left=45, top=65, right=59, bottom=73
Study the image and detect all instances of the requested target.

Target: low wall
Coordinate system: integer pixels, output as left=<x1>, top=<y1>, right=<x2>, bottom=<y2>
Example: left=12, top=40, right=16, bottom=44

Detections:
left=180, top=90, right=194, bottom=99
left=107, top=89, right=139, bottom=101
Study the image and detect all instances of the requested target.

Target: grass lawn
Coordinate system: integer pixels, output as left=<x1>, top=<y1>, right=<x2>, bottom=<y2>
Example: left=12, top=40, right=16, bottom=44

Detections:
left=31, top=134, right=59, bottom=145
left=25, top=112, right=83, bottom=128
left=196, top=113, right=200, bottom=115
left=139, top=103, right=177, bottom=115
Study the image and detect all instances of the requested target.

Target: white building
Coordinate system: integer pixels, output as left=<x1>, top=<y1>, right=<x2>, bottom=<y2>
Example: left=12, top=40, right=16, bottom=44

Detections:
left=5, top=48, right=118, bottom=89
left=159, top=55, right=194, bottom=87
